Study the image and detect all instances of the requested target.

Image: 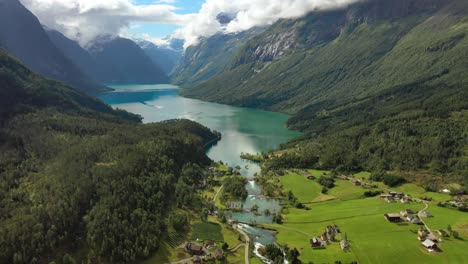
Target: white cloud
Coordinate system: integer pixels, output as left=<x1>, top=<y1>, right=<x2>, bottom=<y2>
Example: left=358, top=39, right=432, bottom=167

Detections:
left=175, top=0, right=363, bottom=48
left=21, top=0, right=361, bottom=48
left=20, top=0, right=194, bottom=46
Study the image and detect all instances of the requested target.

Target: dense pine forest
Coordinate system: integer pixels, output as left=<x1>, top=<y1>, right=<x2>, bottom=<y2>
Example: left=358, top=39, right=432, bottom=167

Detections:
left=0, top=49, right=219, bottom=263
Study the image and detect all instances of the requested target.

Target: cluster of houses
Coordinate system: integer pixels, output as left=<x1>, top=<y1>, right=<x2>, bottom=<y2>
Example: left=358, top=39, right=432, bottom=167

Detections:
left=208, top=167, right=226, bottom=177
left=380, top=191, right=413, bottom=203
left=339, top=175, right=376, bottom=188
left=400, top=209, right=423, bottom=224
left=384, top=209, right=427, bottom=224
left=185, top=242, right=224, bottom=263
left=310, top=225, right=349, bottom=250
left=418, top=229, right=442, bottom=252
left=447, top=199, right=467, bottom=209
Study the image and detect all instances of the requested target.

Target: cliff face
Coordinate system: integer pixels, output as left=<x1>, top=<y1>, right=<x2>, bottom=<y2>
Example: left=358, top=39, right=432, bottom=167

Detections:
left=231, top=0, right=447, bottom=66
left=172, top=28, right=265, bottom=86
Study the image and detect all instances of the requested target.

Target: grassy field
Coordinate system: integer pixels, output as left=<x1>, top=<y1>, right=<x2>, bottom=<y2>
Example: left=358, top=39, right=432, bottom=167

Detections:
left=142, top=216, right=244, bottom=264
left=268, top=171, right=468, bottom=263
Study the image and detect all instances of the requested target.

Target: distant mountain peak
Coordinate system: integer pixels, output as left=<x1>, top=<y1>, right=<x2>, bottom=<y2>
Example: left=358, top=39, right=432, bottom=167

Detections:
left=216, top=12, right=237, bottom=25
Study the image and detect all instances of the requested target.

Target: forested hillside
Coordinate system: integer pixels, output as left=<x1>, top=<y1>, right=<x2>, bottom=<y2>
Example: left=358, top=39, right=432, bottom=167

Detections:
left=180, top=0, right=468, bottom=185
left=0, top=49, right=218, bottom=263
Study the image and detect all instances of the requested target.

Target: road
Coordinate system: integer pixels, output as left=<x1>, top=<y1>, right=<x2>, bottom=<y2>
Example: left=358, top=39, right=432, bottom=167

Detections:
left=234, top=224, right=251, bottom=264
left=213, top=185, right=224, bottom=203
left=417, top=200, right=433, bottom=235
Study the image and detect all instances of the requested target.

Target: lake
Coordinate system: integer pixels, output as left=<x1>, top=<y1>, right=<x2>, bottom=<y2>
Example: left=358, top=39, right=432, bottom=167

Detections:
left=99, top=84, right=301, bottom=257
left=99, top=84, right=301, bottom=176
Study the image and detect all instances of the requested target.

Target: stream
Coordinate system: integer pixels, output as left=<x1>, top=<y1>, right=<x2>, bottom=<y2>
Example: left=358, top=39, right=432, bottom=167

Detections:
left=99, top=84, right=302, bottom=262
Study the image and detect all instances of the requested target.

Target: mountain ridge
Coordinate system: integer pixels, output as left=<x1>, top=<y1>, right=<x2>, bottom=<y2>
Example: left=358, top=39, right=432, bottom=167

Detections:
left=0, top=0, right=107, bottom=93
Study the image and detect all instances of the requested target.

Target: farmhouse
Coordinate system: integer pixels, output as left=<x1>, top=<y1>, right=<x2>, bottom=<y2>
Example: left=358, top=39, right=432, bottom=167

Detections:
left=204, top=241, right=215, bottom=248
left=409, top=216, right=423, bottom=225
left=437, top=230, right=449, bottom=237
left=193, top=255, right=202, bottom=264
left=418, top=229, right=427, bottom=237
left=340, top=240, right=350, bottom=250
left=380, top=194, right=396, bottom=203
left=384, top=213, right=402, bottom=222
left=420, top=211, right=433, bottom=218
left=307, top=174, right=316, bottom=180
left=400, top=209, right=415, bottom=217
left=213, top=249, right=223, bottom=260
left=400, top=196, right=412, bottom=203
left=390, top=191, right=405, bottom=198
left=350, top=179, right=361, bottom=186
left=185, top=243, right=204, bottom=255
left=422, top=239, right=438, bottom=251
left=339, top=175, right=349, bottom=180
left=427, top=233, right=439, bottom=243
left=310, top=237, right=326, bottom=248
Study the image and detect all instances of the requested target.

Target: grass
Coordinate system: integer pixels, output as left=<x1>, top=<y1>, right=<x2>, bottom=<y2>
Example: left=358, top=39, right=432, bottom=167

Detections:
left=280, top=170, right=329, bottom=203
left=269, top=170, right=468, bottom=263
left=143, top=216, right=243, bottom=264
left=140, top=241, right=189, bottom=264
left=191, top=222, right=224, bottom=241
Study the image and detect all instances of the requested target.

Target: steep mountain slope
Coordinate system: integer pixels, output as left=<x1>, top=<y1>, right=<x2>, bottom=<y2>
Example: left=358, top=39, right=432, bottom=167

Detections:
left=86, top=36, right=169, bottom=84
left=136, top=39, right=182, bottom=75
left=180, top=0, right=468, bottom=180
left=0, top=0, right=106, bottom=93
left=172, top=28, right=264, bottom=85
left=184, top=0, right=464, bottom=113
left=47, top=31, right=169, bottom=85
left=45, top=29, right=102, bottom=81
left=0, top=48, right=218, bottom=263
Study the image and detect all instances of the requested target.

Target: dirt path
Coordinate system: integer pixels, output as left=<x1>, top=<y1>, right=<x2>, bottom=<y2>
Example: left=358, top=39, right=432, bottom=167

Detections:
left=234, top=225, right=250, bottom=264
left=417, top=200, right=433, bottom=235
left=213, top=185, right=223, bottom=203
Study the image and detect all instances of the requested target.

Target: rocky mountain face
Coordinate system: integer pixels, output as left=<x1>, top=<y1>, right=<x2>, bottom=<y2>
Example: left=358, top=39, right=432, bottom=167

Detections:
left=182, top=0, right=467, bottom=117
left=0, top=0, right=107, bottom=93
left=231, top=0, right=447, bottom=66
left=172, top=27, right=265, bottom=85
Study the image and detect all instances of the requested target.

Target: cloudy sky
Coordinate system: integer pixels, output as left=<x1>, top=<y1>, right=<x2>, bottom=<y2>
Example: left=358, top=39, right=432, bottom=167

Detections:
left=20, top=0, right=360, bottom=47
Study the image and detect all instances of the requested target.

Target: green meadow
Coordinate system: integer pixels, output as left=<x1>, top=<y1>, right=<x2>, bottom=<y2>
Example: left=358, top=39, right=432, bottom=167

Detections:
left=265, top=171, right=468, bottom=264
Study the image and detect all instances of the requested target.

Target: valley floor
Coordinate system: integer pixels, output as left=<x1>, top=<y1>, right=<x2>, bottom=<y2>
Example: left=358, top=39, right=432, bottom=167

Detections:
left=260, top=170, right=468, bottom=263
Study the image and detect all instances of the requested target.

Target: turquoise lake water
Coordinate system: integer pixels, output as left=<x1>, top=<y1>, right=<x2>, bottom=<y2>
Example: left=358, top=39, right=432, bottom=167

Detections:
left=99, top=84, right=302, bottom=253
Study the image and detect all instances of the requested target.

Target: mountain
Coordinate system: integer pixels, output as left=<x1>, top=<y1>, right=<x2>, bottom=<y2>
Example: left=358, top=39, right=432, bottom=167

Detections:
left=136, top=39, right=182, bottom=75
left=45, top=29, right=102, bottom=81
left=0, top=48, right=218, bottom=263
left=0, top=0, right=107, bottom=93
left=47, top=30, right=169, bottom=85
left=172, top=28, right=265, bottom=85
left=180, top=0, right=468, bottom=181
left=86, top=36, right=169, bottom=84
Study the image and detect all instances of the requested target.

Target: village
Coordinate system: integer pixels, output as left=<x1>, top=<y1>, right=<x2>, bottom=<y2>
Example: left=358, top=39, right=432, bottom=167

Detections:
left=150, top=162, right=467, bottom=264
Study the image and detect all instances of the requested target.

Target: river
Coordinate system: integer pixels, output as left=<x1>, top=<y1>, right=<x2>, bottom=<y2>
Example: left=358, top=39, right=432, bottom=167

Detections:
left=98, top=84, right=301, bottom=258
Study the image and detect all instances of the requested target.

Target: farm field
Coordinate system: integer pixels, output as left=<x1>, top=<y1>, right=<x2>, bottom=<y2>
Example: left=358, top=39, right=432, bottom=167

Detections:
left=142, top=216, right=244, bottom=263
left=266, top=171, right=468, bottom=264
